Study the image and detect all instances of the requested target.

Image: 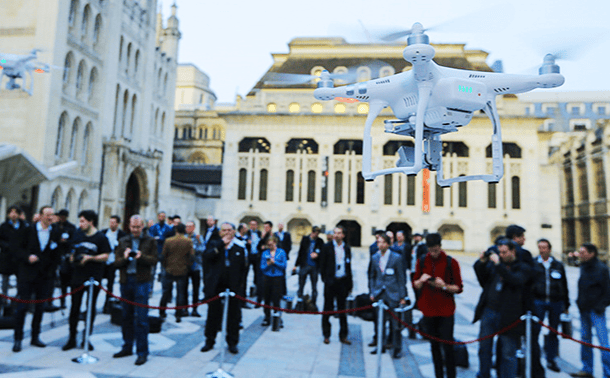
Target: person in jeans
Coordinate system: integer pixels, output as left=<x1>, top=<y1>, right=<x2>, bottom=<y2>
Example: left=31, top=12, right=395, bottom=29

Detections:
left=413, top=232, right=463, bottom=378
left=473, top=238, right=530, bottom=378
left=293, top=226, right=324, bottom=304
left=531, top=238, right=569, bottom=374
left=570, top=243, right=610, bottom=378
left=259, top=236, right=287, bottom=327
left=112, top=215, right=157, bottom=366
left=159, top=223, right=193, bottom=322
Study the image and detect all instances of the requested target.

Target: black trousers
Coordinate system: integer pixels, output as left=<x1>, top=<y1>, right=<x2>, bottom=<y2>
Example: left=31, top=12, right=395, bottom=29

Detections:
left=422, top=315, right=456, bottom=378
left=14, top=278, right=53, bottom=341
left=103, top=264, right=116, bottom=305
left=186, top=269, right=201, bottom=309
left=68, top=284, right=101, bottom=338
left=263, top=275, right=283, bottom=321
left=205, top=286, right=241, bottom=347
left=322, top=277, right=349, bottom=339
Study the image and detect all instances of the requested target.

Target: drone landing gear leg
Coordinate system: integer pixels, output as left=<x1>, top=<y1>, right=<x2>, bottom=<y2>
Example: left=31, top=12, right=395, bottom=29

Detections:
left=362, top=101, right=387, bottom=181
left=436, top=99, right=504, bottom=187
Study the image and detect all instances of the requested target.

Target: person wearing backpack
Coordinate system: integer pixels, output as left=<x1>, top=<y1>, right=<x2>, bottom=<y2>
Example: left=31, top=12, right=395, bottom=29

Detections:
left=413, top=232, right=463, bottom=378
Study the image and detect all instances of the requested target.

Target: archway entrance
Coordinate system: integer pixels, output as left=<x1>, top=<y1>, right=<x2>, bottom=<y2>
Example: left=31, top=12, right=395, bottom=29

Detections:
left=337, top=220, right=362, bottom=247
left=386, top=222, right=412, bottom=241
left=124, top=173, right=141, bottom=230
left=438, top=224, right=465, bottom=253
left=287, top=218, right=312, bottom=244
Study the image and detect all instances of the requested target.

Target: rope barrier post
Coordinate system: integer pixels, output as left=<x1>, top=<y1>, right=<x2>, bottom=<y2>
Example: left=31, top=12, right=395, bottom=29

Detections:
left=372, top=299, right=387, bottom=378
left=206, top=289, right=235, bottom=378
left=520, top=311, right=539, bottom=378
left=72, top=277, right=99, bottom=364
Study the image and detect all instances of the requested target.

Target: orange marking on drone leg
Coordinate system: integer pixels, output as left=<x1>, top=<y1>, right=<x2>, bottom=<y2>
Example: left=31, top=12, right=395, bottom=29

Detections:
left=422, top=168, right=430, bottom=213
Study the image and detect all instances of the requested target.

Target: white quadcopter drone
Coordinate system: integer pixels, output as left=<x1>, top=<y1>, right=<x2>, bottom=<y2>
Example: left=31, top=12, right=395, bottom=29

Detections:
left=0, top=49, right=54, bottom=96
left=266, top=23, right=564, bottom=187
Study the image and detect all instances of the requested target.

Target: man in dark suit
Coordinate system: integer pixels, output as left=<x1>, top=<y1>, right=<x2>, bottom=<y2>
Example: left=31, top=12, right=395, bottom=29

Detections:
left=369, top=233, right=407, bottom=358
left=13, top=206, right=62, bottom=352
left=0, top=206, right=28, bottom=300
left=320, top=226, right=353, bottom=345
left=293, top=226, right=324, bottom=304
left=101, top=215, right=126, bottom=313
left=112, top=215, right=158, bottom=366
left=55, top=209, right=76, bottom=310
left=201, top=222, right=247, bottom=354
left=274, top=222, right=292, bottom=260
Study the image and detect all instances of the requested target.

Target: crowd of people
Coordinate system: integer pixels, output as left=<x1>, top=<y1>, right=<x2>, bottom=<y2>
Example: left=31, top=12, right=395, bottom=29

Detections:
left=0, top=205, right=608, bottom=377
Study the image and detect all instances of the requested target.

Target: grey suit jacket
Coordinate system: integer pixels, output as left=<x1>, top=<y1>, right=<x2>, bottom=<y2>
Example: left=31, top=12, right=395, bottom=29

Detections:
left=369, top=250, right=407, bottom=306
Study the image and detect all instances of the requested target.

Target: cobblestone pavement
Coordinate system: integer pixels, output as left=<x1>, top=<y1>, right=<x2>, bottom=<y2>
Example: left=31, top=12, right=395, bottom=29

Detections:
left=0, top=248, right=606, bottom=377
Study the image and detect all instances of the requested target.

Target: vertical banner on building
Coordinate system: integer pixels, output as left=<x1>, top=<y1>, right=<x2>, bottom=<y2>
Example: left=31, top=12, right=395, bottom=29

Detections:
left=422, top=169, right=430, bottom=213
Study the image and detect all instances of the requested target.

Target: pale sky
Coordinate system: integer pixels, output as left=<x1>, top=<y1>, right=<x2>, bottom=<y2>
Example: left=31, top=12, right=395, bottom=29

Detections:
left=162, top=0, right=610, bottom=104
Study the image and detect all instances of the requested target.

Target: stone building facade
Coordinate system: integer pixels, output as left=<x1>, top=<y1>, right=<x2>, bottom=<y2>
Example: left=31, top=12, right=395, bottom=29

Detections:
left=0, top=0, right=180, bottom=226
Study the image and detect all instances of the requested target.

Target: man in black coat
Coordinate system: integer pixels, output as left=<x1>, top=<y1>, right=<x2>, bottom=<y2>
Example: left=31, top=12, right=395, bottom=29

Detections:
left=101, top=215, right=126, bottom=313
left=200, top=222, right=247, bottom=355
left=13, top=206, right=62, bottom=352
left=473, top=238, right=531, bottom=378
left=319, top=226, right=353, bottom=345
left=55, top=209, right=77, bottom=309
left=274, top=222, right=292, bottom=259
left=0, top=206, right=28, bottom=300
left=293, top=226, right=324, bottom=304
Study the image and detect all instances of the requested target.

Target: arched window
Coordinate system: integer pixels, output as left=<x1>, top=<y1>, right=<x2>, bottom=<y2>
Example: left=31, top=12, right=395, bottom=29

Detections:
left=56, top=112, right=68, bottom=158
left=259, top=169, right=268, bottom=201
left=112, top=84, right=120, bottom=136
left=126, top=43, right=132, bottom=75
left=384, top=175, right=393, bottom=205
left=356, top=172, right=365, bottom=204
left=118, top=36, right=123, bottom=63
left=238, top=169, right=247, bottom=200
left=161, top=112, right=166, bottom=134
left=121, top=90, right=129, bottom=136
left=154, top=108, right=159, bottom=135
left=51, top=187, right=62, bottom=210
left=81, top=5, right=91, bottom=37
left=511, top=176, right=520, bottom=209
left=68, top=0, right=78, bottom=26
left=134, top=50, right=140, bottom=75
left=63, top=52, right=73, bottom=84
left=69, top=118, right=79, bottom=159
left=78, top=191, right=87, bottom=214
left=93, top=14, right=101, bottom=44
left=82, top=123, right=91, bottom=165
left=458, top=176, right=467, bottom=207
left=65, top=190, right=74, bottom=213
left=407, top=175, right=416, bottom=206
left=88, top=67, right=97, bottom=102
left=334, top=171, right=343, bottom=203
left=285, top=170, right=294, bottom=202
left=163, top=73, right=168, bottom=95
left=307, top=170, right=316, bottom=202
left=130, top=94, right=137, bottom=136
left=76, top=60, right=85, bottom=91
left=488, top=183, right=497, bottom=208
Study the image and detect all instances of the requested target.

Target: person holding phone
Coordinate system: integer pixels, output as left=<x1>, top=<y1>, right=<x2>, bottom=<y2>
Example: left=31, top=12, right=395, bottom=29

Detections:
left=260, top=236, right=287, bottom=327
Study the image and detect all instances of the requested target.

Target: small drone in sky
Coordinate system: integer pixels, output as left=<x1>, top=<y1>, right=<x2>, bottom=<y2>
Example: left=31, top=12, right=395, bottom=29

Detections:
left=265, top=23, right=564, bottom=187
left=0, top=49, right=58, bottom=96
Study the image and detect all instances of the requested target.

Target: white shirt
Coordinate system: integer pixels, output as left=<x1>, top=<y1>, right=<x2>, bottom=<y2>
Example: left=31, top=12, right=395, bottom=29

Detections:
left=36, top=222, right=51, bottom=252
left=334, top=240, right=346, bottom=278
left=379, top=250, right=391, bottom=273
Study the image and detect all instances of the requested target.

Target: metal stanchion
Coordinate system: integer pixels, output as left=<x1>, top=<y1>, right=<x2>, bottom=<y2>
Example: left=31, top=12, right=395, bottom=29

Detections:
left=520, top=311, right=539, bottom=378
left=372, top=299, right=387, bottom=378
left=72, top=277, right=99, bottom=364
left=206, top=289, right=235, bottom=378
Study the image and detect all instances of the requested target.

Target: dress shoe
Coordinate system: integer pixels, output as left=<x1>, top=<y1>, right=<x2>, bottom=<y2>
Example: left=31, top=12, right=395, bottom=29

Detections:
left=191, top=310, right=201, bottom=317
left=12, top=340, right=21, bottom=352
left=200, top=343, right=214, bottom=352
left=368, top=340, right=377, bottom=347
left=570, top=372, right=594, bottom=378
left=80, top=340, right=94, bottom=351
left=30, top=337, right=46, bottom=348
left=393, top=350, right=402, bottom=359
left=547, top=360, right=560, bottom=372
left=62, top=339, right=77, bottom=351
left=113, top=349, right=133, bottom=358
left=176, top=316, right=181, bottom=323
left=340, top=338, right=352, bottom=345
left=159, top=310, right=167, bottom=319
left=370, top=347, right=386, bottom=355
left=228, top=345, right=239, bottom=354
left=261, top=319, right=270, bottom=326
left=323, top=338, right=330, bottom=344
left=135, top=355, right=147, bottom=366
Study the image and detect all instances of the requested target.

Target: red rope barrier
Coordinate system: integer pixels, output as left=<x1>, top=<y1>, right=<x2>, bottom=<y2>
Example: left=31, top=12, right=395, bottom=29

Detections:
left=233, top=294, right=374, bottom=316
left=97, top=285, right=221, bottom=310
left=386, top=308, right=523, bottom=345
left=538, top=320, right=610, bottom=352
left=0, top=284, right=86, bottom=304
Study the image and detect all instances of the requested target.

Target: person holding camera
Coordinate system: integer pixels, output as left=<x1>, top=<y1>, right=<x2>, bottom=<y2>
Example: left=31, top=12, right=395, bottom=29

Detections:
left=413, top=233, right=463, bottom=378
left=62, top=210, right=111, bottom=352
left=112, top=215, right=157, bottom=366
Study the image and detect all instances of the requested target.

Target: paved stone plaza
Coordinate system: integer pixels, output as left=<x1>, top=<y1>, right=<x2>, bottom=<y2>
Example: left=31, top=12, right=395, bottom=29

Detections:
left=0, top=249, right=606, bottom=377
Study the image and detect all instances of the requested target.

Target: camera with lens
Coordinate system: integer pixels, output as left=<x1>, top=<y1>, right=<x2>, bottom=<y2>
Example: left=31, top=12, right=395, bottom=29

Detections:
left=128, top=250, right=137, bottom=261
left=484, top=245, right=499, bottom=258
left=72, top=245, right=90, bottom=264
